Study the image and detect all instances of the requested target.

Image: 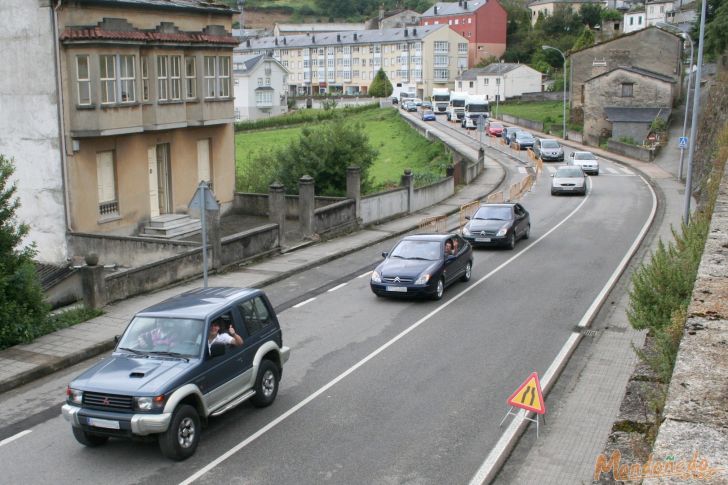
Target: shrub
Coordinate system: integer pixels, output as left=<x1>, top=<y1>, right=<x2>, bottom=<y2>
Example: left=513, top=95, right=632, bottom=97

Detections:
left=369, top=68, right=393, bottom=98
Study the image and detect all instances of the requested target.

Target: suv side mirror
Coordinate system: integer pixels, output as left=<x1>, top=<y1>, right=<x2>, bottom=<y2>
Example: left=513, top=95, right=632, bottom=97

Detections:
left=382, top=251, right=389, bottom=258
left=209, top=342, right=226, bottom=358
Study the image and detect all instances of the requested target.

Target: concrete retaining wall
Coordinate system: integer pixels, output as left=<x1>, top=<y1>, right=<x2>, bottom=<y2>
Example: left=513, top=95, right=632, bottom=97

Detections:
left=68, top=233, right=197, bottom=268
left=607, top=139, right=656, bottom=162
left=360, top=187, right=408, bottom=225
left=518, top=91, right=565, bottom=102
left=412, top=177, right=455, bottom=212
left=315, top=199, right=357, bottom=235
left=233, top=192, right=345, bottom=218
left=500, top=114, right=544, bottom=132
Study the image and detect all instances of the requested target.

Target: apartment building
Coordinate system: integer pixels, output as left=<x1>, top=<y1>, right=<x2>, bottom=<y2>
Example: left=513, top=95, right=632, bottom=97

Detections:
left=236, top=25, right=468, bottom=99
left=420, top=0, right=507, bottom=66
left=57, top=0, right=238, bottom=237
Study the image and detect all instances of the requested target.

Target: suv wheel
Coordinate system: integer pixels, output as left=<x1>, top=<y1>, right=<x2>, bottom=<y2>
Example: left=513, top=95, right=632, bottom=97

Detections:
left=159, top=404, right=200, bottom=461
left=252, top=360, right=280, bottom=408
left=72, top=427, right=109, bottom=447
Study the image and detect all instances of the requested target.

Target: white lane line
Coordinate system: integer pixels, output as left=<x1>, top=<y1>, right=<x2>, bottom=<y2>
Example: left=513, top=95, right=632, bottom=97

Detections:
left=518, top=166, right=528, bottom=174
left=605, top=167, right=618, bottom=174
left=181, top=189, right=595, bottom=485
left=0, top=430, right=32, bottom=448
left=358, top=271, right=372, bottom=279
left=292, top=297, right=316, bottom=308
left=327, top=283, right=348, bottom=292
left=619, top=167, right=635, bottom=175
left=468, top=173, right=657, bottom=485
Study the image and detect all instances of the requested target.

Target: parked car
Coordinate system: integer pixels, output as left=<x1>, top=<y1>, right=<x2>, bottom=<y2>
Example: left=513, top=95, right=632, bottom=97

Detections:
left=485, top=121, right=504, bottom=137
left=462, top=117, right=477, bottom=130
left=370, top=233, right=473, bottom=300
left=421, top=101, right=433, bottom=110
left=569, top=151, right=600, bottom=175
left=62, top=287, right=291, bottom=460
left=551, top=166, right=587, bottom=195
left=512, top=131, right=536, bottom=150
left=412, top=98, right=423, bottom=106
left=501, top=125, right=517, bottom=140
left=405, top=101, right=418, bottom=112
left=421, top=109, right=436, bottom=121
left=533, top=138, right=564, bottom=161
left=461, top=202, right=531, bottom=250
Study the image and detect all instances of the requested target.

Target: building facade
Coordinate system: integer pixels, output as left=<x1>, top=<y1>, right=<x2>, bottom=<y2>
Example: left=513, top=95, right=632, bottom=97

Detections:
left=237, top=25, right=469, bottom=99
left=528, top=0, right=604, bottom=26
left=569, top=26, right=682, bottom=122
left=233, top=54, right=289, bottom=121
left=623, top=11, right=646, bottom=33
left=455, top=63, right=542, bottom=100
left=420, top=0, right=507, bottom=66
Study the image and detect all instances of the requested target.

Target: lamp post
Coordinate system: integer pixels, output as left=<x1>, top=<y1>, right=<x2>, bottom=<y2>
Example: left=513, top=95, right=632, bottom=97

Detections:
left=542, top=45, right=567, bottom=140
left=495, top=60, right=503, bottom=118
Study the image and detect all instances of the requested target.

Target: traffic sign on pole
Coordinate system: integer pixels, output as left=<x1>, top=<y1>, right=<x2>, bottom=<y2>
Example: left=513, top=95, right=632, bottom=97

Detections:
left=678, top=136, right=688, bottom=149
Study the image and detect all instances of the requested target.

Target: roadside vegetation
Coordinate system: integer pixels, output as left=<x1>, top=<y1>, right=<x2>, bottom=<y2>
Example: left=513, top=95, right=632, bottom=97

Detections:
left=236, top=107, right=450, bottom=195
left=493, top=100, right=569, bottom=130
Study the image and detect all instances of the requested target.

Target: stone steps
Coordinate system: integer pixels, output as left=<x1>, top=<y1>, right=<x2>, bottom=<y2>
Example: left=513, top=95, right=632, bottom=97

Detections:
left=140, top=214, right=201, bottom=239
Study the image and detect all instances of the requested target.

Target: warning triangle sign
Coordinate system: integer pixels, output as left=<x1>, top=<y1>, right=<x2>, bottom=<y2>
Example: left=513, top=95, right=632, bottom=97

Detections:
left=507, top=372, right=546, bottom=415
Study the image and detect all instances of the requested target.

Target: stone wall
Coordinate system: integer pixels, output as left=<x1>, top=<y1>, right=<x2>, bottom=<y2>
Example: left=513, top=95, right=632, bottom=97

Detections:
left=68, top=232, right=197, bottom=268
left=606, top=140, right=656, bottom=162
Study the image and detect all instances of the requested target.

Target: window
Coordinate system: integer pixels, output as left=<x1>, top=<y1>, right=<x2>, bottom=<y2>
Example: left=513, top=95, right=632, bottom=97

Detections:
left=119, top=55, right=136, bottom=102
left=76, top=55, right=91, bottom=105
left=99, top=55, right=116, bottom=104
left=204, top=56, right=216, bottom=97
left=458, top=43, right=468, bottom=54
left=434, top=41, right=449, bottom=53
left=621, top=83, right=633, bottom=97
left=484, top=78, right=489, bottom=85
left=170, top=56, right=181, bottom=100
left=238, top=297, right=272, bottom=336
left=218, top=57, right=230, bottom=97
left=141, top=56, right=150, bottom=101
left=185, top=57, right=196, bottom=99
left=157, top=55, right=168, bottom=101
left=265, top=77, right=271, bottom=86
left=96, top=150, right=118, bottom=217
left=256, top=90, right=273, bottom=106
left=469, top=81, right=473, bottom=88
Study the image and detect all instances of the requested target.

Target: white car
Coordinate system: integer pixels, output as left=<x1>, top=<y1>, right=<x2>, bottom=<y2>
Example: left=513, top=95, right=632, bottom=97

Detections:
left=569, top=151, right=599, bottom=175
left=551, top=166, right=587, bottom=195
left=462, top=117, right=477, bottom=130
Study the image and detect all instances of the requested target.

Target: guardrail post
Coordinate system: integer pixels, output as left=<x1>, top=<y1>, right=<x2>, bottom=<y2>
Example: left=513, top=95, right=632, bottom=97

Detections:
left=80, top=264, right=107, bottom=309
left=401, top=169, right=414, bottom=213
left=299, top=175, right=315, bottom=239
left=268, top=181, right=286, bottom=246
left=347, top=166, right=361, bottom=221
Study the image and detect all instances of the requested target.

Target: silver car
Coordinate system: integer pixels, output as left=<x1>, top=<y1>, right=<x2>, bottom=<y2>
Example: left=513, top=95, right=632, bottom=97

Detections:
left=569, top=151, right=600, bottom=175
left=534, top=138, right=564, bottom=161
left=551, top=166, right=587, bottom=195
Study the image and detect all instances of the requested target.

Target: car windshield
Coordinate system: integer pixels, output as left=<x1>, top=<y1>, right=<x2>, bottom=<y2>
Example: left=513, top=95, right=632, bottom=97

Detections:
left=473, top=206, right=513, bottom=221
left=556, top=168, right=584, bottom=177
left=117, top=316, right=205, bottom=357
left=574, top=152, right=596, bottom=160
left=390, top=240, right=442, bottom=261
left=541, top=140, right=560, bottom=148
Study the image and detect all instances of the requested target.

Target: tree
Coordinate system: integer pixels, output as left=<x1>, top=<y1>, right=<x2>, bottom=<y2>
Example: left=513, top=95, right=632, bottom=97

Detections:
left=705, top=0, right=728, bottom=58
left=0, top=155, right=48, bottom=346
left=572, top=26, right=595, bottom=51
left=369, top=68, right=393, bottom=98
left=579, top=3, right=603, bottom=28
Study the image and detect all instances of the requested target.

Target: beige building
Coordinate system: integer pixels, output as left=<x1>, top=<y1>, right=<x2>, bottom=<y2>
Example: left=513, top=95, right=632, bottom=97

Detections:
left=528, top=0, right=604, bottom=25
left=58, top=1, right=238, bottom=236
left=237, top=25, right=469, bottom=99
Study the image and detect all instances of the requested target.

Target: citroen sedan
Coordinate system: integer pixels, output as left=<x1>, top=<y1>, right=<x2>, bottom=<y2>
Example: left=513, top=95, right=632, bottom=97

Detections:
left=461, top=203, right=530, bottom=250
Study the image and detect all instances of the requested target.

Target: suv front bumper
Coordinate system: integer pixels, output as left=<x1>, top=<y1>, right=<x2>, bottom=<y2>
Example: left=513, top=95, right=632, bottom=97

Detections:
left=62, top=403, right=172, bottom=436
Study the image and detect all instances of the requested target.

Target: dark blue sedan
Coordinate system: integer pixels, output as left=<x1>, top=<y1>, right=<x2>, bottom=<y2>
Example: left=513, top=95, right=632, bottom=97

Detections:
left=370, top=234, right=473, bottom=300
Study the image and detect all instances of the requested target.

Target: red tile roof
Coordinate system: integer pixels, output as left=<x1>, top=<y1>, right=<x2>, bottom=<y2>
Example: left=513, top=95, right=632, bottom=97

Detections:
left=60, top=27, right=239, bottom=45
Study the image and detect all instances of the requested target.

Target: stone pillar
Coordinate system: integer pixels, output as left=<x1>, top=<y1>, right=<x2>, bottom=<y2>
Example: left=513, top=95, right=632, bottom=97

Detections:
left=269, top=182, right=286, bottom=246
left=207, top=209, right=222, bottom=270
left=298, top=175, right=315, bottom=239
left=80, top=265, right=106, bottom=309
left=346, top=166, right=361, bottom=220
left=401, top=169, right=414, bottom=213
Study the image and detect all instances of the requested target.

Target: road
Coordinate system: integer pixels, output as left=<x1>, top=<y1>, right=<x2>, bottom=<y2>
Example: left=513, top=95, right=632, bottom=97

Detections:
left=0, top=117, right=655, bottom=484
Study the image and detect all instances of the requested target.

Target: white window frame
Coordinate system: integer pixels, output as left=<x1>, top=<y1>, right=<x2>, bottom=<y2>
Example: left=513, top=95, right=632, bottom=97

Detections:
left=100, top=55, right=116, bottom=104
left=76, top=55, right=91, bottom=106
left=185, top=57, right=196, bottom=99
left=170, top=55, right=181, bottom=100
left=157, top=55, right=169, bottom=101
left=141, top=56, right=150, bottom=102
left=204, top=56, right=216, bottom=98
left=119, top=54, right=136, bottom=103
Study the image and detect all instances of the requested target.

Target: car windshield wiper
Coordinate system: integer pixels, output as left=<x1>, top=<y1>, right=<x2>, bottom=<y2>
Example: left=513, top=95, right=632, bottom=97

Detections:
left=146, top=351, right=190, bottom=362
left=118, top=347, right=149, bottom=357
left=404, top=256, right=430, bottom=260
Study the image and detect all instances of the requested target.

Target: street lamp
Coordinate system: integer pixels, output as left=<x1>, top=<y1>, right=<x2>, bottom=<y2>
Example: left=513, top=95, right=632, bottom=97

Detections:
left=542, top=45, right=567, bottom=139
left=495, top=60, right=503, bottom=118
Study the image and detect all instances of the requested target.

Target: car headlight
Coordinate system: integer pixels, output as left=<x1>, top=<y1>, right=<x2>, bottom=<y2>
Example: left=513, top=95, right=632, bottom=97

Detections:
left=67, top=387, right=83, bottom=405
left=134, top=395, right=166, bottom=411
left=371, top=270, right=382, bottom=283
left=496, top=226, right=509, bottom=237
left=462, top=226, right=471, bottom=236
left=415, top=274, right=431, bottom=285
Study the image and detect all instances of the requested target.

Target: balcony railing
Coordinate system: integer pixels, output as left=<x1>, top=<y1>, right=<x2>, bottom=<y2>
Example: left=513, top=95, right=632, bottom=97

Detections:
left=99, top=200, right=119, bottom=217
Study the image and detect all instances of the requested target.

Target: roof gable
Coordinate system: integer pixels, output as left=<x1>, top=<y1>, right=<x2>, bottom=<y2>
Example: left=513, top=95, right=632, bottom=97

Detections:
left=422, top=1, right=487, bottom=17
left=585, top=65, right=677, bottom=83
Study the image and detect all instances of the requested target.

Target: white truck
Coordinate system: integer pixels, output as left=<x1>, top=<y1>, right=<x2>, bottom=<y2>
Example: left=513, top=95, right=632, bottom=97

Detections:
left=446, top=91, right=468, bottom=122
left=431, top=88, right=450, bottom=114
left=462, top=94, right=490, bottom=128
left=391, top=84, right=417, bottom=104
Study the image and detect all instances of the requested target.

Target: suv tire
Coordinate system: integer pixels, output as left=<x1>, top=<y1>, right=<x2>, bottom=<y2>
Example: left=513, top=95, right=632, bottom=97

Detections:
left=72, top=427, right=109, bottom=447
left=252, top=360, right=280, bottom=408
left=159, top=404, right=200, bottom=461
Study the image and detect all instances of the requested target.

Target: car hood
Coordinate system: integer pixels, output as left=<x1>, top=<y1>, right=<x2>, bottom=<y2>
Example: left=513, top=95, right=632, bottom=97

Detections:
left=379, top=259, right=438, bottom=279
left=467, top=219, right=511, bottom=232
left=541, top=148, right=562, bottom=154
left=71, top=354, right=194, bottom=395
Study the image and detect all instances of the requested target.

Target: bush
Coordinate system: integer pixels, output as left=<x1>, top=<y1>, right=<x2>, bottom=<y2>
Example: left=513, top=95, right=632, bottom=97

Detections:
left=369, top=68, right=393, bottom=98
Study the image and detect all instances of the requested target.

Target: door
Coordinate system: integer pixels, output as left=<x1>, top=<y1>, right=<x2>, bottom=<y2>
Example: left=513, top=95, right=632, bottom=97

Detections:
left=147, top=147, right=160, bottom=218
left=196, top=139, right=212, bottom=188
left=156, top=143, right=172, bottom=215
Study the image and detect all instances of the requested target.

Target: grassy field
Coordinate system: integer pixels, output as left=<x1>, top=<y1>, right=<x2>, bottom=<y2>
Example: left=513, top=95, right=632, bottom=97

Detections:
left=235, top=108, right=450, bottom=193
left=493, top=100, right=567, bottom=125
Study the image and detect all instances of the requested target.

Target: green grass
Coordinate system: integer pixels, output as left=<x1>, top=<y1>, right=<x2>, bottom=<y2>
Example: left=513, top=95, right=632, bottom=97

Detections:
left=235, top=108, right=450, bottom=193
left=494, top=100, right=568, bottom=125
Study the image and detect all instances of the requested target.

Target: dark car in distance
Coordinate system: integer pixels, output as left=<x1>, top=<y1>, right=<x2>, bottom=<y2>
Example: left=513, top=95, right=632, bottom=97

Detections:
left=461, top=203, right=531, bottom=249
left=370, top=233, right=473, bottom=300
left=62, top=287, right=290, bottom=461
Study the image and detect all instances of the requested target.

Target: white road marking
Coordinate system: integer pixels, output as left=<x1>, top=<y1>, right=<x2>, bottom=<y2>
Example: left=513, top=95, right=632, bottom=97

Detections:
left=546, top=166, right=556, bottom=174
left=468, top=173, right=657, bottom=485
left=358, top=271, right=372, bottom=279
left=518, top=166, right=527, bottom=174
left=0, top=430, right=32, bottom=448
left=327, top=283, right=348, bottom=292
left=619, top=167, right=635, bottom=175
left=292, top=297, right=316, bottom=308
left=605, top=167, right=618, bottom=174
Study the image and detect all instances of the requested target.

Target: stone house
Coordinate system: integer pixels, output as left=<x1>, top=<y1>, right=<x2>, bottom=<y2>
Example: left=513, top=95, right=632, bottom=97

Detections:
left=569, top=26, right=682, bottom=123
left=582, top=66, right=675, bottom=144
left=232, top=54, right=289, bottom=121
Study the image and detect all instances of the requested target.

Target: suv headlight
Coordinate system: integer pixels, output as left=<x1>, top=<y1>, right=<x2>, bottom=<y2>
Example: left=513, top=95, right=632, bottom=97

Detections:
left=371, top=271, right=382, bottom=283
left=134, top=395, right=166, bottom=411
left=67, top=387, right=83, bottom=405
left=496, top=225, right=509, bottom=237
left=415, top=274, right=431, bottom=285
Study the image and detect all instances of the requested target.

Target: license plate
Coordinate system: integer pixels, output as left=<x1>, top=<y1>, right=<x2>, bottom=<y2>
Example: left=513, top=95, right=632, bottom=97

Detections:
left=87, top=418, right=120, bottom=430
left=475, top=237, right=491, bottom=242
left=386, top=286, right=407, bottom=292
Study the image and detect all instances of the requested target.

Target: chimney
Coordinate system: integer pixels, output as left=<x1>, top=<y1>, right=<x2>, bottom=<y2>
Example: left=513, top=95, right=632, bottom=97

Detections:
left=275, top=38, right=278, bottom=45
left=283, top=37, right=287, bottom=45
left=246, top=39, right=250, bottom=47
left=312, top=35, right=316, bottom=43
left=404, top=28, right=409, bottom=37
left=337, top=34, right=341, bottom=42
left=413, top=28, right=417, bottom=36
left=434, top=6, right=438, bottom=15
left=354, top=33, right=358, bottom=40
left=464, top=1, right=468, bottom=8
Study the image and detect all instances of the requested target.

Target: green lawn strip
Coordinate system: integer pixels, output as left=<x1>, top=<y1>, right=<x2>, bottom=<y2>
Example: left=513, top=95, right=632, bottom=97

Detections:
left=495, top=100, right=566, bottom=125
left=235, top=108, right=448, bottom=193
